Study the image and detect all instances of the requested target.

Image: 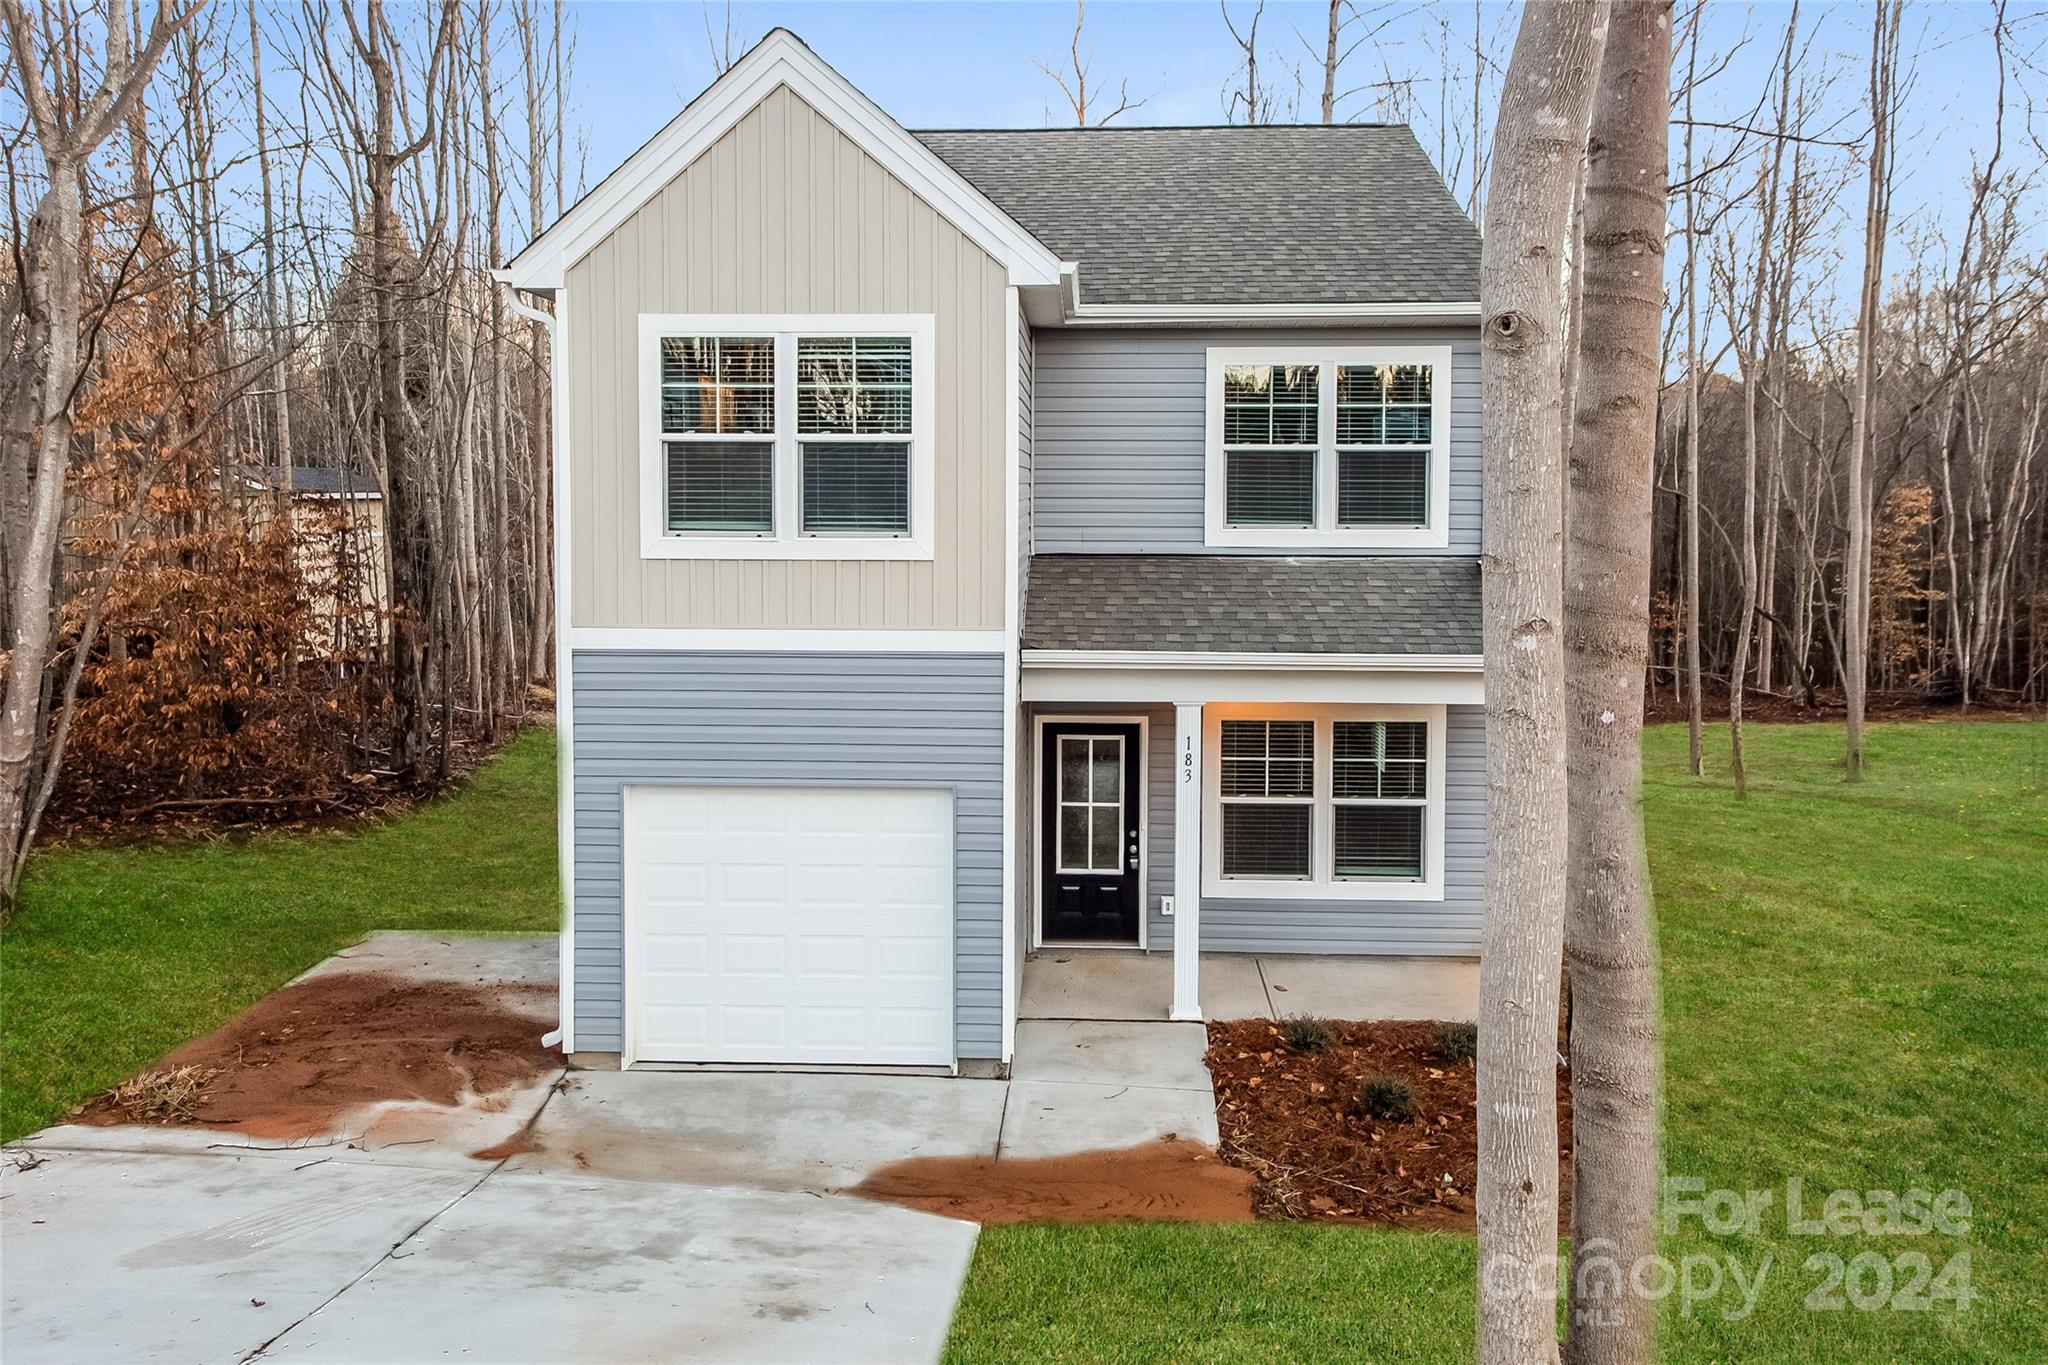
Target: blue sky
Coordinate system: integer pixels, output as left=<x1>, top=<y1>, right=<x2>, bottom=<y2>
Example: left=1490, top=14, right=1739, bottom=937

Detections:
left=553, top=1, right=2037, bottom=334
left=563, top=2, right=2030, bottom=221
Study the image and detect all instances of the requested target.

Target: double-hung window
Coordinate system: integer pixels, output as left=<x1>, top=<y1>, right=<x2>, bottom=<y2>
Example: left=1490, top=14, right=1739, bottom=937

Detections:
left=1203, top=706, right=1446, bottom=901
left=640, top=314, right=934, bottom=559
left=1205, top=345, right=1453, bottom=549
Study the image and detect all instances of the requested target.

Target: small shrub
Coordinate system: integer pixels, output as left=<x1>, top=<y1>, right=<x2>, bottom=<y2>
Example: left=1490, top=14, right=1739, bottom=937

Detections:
left=1356, top=1075, right=1416, bottom=1122
left=1280, top=1014, right=1333, bottom=1053
left=1432, top=1020, right=1478, bottom=1064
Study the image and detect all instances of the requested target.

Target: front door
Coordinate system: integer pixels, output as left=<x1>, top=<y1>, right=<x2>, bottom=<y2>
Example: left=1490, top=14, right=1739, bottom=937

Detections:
left=1039, top=723, right=1143, bottom=944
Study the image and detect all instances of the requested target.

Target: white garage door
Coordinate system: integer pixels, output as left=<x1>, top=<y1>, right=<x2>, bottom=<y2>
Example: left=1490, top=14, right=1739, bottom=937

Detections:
left=623, top=785, right=955, bottom=1066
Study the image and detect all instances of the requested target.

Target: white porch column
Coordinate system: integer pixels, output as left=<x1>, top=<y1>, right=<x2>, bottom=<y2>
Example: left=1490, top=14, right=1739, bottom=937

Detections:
left=1171, top=701, right=1204, bottom=1021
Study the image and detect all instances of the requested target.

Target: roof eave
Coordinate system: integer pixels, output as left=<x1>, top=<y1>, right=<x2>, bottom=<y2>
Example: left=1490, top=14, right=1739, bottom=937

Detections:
left=1055, top=297, right=1482, bottom=328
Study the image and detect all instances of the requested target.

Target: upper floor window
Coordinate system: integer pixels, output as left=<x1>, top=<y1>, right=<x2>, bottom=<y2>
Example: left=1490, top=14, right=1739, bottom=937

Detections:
left=639, top=314, right=934, bottom=560
left=1205, top=345, right=1453, bottom=550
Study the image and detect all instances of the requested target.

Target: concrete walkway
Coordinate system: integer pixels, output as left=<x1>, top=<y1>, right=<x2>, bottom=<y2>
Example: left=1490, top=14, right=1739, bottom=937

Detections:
left=1020, top=949, right=1480, bottom=1024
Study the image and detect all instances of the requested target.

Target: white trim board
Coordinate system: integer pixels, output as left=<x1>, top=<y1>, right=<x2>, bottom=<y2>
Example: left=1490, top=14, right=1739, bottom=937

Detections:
left=1060, top=297, right=1484, bottom=328
left=502, top=30, right=1061, bottom=291
left=1000, top=285, right=1024, bottom=1063
left=1024, top=650, right=1483, bottom=673
left=1022, top=665, right=1484, bottom=706
left=570, top=627, right=1009, bottom=653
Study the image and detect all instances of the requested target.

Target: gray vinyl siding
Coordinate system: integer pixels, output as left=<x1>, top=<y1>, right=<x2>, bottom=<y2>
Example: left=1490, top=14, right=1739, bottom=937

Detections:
left=1029, top=327, right=1481, bottom=555
left=1026, top=702, right=1484, bottom=956
left=1018, top=314, right=1034, bottom=611
left=571, top=650, right=1006, bottom=1059
left=1204, top=704, right=1485, bottom=954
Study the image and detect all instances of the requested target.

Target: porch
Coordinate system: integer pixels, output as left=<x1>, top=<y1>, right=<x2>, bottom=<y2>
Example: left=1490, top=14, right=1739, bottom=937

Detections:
left=1021, top=950, right=1480, bottom=1025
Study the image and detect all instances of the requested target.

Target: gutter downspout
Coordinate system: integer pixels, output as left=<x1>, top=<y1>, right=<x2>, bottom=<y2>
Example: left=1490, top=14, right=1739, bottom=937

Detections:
left=499, top=277, right=571, bottom=1056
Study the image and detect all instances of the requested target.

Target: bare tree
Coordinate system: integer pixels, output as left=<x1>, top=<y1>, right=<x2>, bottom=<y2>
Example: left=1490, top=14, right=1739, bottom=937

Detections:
left=1035, top=1, right=1148, bottom=127
left=1476, top=3, right=1609, bottom=1361
left=1843, top=0, right=1903, bottom=780
left=1678, top=2, right=1705, bottom=775
left=0, top=0, right=198, bottom=905
left=1221, top=0, right=1300, bottom=125
left=1306, top=0, right=1406, bottom=124
left=1562, top=4, right=1669, bottom=1361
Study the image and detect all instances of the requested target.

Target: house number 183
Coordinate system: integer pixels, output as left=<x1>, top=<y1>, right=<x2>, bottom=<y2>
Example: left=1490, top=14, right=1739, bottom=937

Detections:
left=1182, top=737, right=1195, bottom=783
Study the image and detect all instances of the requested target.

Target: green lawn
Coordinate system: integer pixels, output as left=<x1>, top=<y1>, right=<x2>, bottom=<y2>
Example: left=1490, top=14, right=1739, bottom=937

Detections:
left=3, top=720, right=2042, bottom=1358
left=0, top=728, right=558, bottom=1142
left=948, top=721, right=2048, bottom=1363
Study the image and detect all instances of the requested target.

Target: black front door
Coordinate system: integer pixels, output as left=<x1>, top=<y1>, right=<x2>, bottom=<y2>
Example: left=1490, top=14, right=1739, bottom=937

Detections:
left=1039, top=723, right=1143, bottom=944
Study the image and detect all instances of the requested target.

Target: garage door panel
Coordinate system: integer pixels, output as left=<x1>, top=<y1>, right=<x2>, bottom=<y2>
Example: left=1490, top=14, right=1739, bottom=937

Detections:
left=626, top=786, right=955, bottom=1066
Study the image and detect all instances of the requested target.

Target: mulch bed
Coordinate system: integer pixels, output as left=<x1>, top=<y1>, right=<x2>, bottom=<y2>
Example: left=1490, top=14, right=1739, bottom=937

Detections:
left=75, top=970, right=558, bottom=1141
left=1205, top=1018, right=1572, bottom=1232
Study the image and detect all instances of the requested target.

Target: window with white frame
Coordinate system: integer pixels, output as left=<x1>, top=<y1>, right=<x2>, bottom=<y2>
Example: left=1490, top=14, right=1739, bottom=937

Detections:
left=1205, top=345, right=1453, bottom=549
left=640, top=314, right=934, bottom=559
left=1203, top=706, right=1446, bottom=901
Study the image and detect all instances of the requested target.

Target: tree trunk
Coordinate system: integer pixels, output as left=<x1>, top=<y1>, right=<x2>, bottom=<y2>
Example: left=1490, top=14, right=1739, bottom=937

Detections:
left=1562, top=6, right=1668, bottom=1360
left=1845, top=0, right=1901, bottom=779
left=1477, top=4, right=1609, bottom=1361
left=1680, top=20, right=1704, bottom=774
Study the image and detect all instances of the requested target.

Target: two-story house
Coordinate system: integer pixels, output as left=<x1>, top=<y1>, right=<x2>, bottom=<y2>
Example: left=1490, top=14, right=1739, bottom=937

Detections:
left=498, top=30, right=1483, bottom=1073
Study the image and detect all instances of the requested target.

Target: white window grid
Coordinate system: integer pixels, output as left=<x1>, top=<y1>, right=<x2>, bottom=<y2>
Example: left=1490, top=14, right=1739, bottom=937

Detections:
left=1204, top=344, right=1453, bottom=550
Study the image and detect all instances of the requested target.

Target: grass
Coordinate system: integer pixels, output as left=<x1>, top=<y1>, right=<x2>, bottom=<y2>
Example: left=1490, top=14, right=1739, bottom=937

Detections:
left=3, top=718, right=2041, bottom=1357
left=947, top=720, right=2048, bottom=1363
left=0, top=728, right=558, bottom=1142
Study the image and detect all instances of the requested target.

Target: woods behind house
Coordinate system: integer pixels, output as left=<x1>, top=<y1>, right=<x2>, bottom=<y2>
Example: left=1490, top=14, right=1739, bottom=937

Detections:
left=2, top=0, right=573, bottom=898
left=3, top=1, right=2043, bottom=906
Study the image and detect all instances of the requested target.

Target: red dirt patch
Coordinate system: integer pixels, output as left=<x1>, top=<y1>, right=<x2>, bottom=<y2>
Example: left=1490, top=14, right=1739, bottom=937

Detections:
left=850, top=1138, right=1257, bottom=1224
left=469, top=1129, right=543, bottom=1162
left=76, top=971, right=558, bottom=1140
left=1205, top=1018, right=1572, bottom=1231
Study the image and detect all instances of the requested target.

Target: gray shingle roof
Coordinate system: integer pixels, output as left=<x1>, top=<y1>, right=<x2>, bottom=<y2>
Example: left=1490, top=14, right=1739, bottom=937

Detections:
left=914, top=126, right=1481, bottom=307
left=1023, top=555, right=1481, bottom=655
left=232, top=465, right=380, bottom=498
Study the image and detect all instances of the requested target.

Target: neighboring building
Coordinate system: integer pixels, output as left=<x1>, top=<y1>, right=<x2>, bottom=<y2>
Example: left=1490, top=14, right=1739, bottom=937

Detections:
left=231, top=464, right=390, bottom=656
left=498, top=30, right=1484, bottom=1071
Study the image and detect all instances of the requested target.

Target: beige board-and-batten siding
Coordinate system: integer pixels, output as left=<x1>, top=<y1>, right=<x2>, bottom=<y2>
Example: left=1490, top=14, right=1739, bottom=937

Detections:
left=567, top=83, right=1009, bottom=630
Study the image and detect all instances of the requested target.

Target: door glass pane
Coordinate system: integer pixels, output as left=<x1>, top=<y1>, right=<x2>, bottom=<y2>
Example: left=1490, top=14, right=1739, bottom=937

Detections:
left=1060, top=738, right=1087, bottom=800
left=1091, top=807, right=1121, bottom=871
left=1090, top=740, right=1121, bottom=801
left=1059, top=806, right=1088, bottom=870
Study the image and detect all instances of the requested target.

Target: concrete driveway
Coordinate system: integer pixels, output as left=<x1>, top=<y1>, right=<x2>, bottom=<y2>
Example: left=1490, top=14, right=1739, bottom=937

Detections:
left=2, top=933, right=1227, bottom=1364
left=2, top=936, right=986, bottom=1365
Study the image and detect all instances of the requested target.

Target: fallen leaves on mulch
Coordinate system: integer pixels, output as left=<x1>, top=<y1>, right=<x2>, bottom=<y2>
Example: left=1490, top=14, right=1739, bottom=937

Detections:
left=1204, top=1018, right=1572, bottom=1232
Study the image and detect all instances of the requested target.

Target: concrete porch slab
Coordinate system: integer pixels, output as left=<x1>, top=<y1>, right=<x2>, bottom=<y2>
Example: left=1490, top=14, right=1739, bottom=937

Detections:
left=1011, top=1019, right=1214, bottom=1092
left=508, top=1070, right=1010, bottom=1190
left=259, top=1167, right=976, bottom=1365
left=1021, top=951, right=1271, bottom=1021
left=1259, top=955, right=1480, bottom=1022
left=999, top=1079, right=1220, bottom=1158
